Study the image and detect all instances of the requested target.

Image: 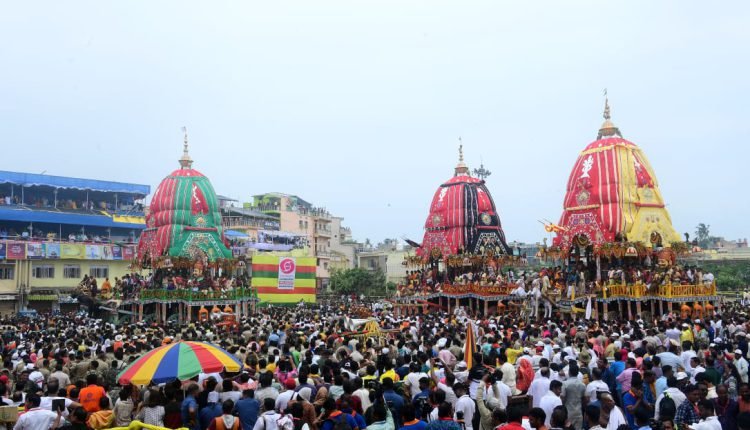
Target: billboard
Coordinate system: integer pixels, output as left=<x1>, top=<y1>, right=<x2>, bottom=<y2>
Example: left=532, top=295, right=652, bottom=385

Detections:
left=251, top=254, right=316, bottom=304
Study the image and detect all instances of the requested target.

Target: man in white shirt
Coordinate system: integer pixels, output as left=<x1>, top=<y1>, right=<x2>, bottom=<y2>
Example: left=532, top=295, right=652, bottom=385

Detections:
left=429, top=360, right=458, bottom=407
left=491, top=378, right=512, bottom=410
left=530, top=277, right=541, bottom=319
left=691, top=399, right=722, bottom=430
left=404, top=363, right=429, bottom=399
left=600, top=392, right=627, bottom=430
left=681, top=344, right=697, bottom=372
left=454, top=383, right=476, bottom=430
left=656, top=350, right=684, bottom=372
left=690, top=357, right=706, bottom=385
left=15, top=394, right=60, bottom=430
left=665, top=325, right=682, bottom=344
left=40, top=396, right=80, bottom=419
left=528, top=367, right=551, bottom=407
left=585, top=368, right=610, bottom=405
left=539, top=380, right=563, bottom=427
left=736, top=350, right=750, bottom=383
left=512, top=284, right=527, bottom=298
left=353, top=380, right=372, bottom=412
left=655, top=378, right=688, bottom=419
left=275, top=379, right=297, bottom=413
left=253, top=398, right=282, bottom=430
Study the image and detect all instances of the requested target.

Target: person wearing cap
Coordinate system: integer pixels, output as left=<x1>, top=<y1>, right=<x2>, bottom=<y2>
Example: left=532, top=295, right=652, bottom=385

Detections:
left=681, top=324, right=695, bottom=345
left=275, top=378, right=297, bottom=412
left=735, top=350, right=750, bottom=383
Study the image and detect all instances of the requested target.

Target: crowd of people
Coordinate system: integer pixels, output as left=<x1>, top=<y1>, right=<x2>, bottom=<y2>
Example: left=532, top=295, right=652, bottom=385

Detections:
left=77, top=270, right=253, bottom=303
left=0, top=294, right=747, bottom=430
left=0, top=193, right=143, bottom=214
left=396, top=262, right=715, bottom=299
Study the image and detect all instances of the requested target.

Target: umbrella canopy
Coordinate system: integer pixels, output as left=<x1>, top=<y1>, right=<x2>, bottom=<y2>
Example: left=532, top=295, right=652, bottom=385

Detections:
left=118, top=341, right=242, bottom=385
left=464, top=322, right=476, bottom=369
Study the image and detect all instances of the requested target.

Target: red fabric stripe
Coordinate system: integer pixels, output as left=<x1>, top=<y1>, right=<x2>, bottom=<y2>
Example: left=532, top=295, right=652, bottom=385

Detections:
left=252, top=264, right=316, bottom=273
left=255, top=287, right=315, bottom=294
left=188, top=342, right=226, bottom=374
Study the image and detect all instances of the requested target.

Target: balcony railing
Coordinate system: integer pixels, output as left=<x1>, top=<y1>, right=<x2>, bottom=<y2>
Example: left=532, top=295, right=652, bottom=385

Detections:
left=136, top=288, right=258, bottom=302
left=393, top=281, right=718, bottom=300
left=603, top=282, right=717, bottom=299
left=315, top=226, right=332, bottom=236
left=222, top=219, right=267, bottom=229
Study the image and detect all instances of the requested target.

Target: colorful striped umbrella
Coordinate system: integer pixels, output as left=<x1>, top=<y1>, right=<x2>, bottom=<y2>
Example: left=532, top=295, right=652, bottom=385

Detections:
left=464, top=322, right=476, bottom=369
left=118, top=341, right=242, bottom=385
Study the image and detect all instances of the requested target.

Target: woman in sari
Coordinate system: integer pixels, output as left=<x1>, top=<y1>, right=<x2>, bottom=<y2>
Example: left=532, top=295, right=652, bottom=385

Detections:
left=515, top=358, right=535, bottom=393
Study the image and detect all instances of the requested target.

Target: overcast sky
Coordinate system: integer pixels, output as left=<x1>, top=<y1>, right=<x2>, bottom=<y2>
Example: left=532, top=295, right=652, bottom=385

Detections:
left=1, top=1, right=748, bottom=244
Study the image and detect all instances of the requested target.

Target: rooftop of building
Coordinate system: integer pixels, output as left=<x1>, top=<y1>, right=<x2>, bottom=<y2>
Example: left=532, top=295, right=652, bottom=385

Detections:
left=0, top=170, right=150, bottom=196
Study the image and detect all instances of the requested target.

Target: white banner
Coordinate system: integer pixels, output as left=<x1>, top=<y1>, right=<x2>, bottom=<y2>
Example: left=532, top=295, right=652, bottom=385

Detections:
left=278, top=257, right=296, bottom=290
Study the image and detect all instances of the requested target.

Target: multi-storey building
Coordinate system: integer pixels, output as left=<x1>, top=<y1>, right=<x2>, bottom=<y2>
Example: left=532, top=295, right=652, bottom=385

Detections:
left=0, top=170, right=149, bottom=313
left=329, top=216, right=357, bottom=271
left=250, top=193, right=353, bottom=289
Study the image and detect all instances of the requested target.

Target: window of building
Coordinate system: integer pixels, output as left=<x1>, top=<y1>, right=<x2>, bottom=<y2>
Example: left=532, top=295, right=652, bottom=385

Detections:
left=32, top=265, right=55, bottom=279
left=89, top=266, right=109, bottom=279
left=299, top=220, right=303, bottom=229
left=323, top=262, right=328, bottom=269
left=0, top=265, right=13, bottom=280
left=63, top=265, right=81, bottom=279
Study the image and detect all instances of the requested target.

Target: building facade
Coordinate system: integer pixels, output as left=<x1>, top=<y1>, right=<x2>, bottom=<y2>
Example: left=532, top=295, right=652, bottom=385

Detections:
left=250, top=193, right=354, bottom=288
left=0, top=171, right=149, bottom=314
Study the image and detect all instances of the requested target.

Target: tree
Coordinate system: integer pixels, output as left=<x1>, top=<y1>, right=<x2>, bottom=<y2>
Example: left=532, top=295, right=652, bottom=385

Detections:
left=329, top=268, right=386, bottom=295
left=696, top=223, right=710, bottom=244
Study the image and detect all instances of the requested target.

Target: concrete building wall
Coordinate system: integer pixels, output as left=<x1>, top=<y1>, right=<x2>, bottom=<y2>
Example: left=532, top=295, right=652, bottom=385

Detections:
left=0, top=258, right=133, bottom=313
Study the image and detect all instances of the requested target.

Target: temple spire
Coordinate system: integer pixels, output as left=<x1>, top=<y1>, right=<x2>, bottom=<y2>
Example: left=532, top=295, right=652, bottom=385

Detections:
left=454, top=137, right=470, bottom=176
left=178, top=126, right=194, bottom=169
left=597, top=89, right=622, bottom=139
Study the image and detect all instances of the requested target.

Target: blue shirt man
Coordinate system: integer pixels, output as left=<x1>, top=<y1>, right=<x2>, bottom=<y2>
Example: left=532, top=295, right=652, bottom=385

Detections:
left=181, top=389, right=200, bottom=430
left=611, top=359, right=626, bottom=392
left=234, top=392, right=261, bottom=430
left=321, top=410, right=359, bottom=430
left=199, top=393, right=223, bottom=430
left=383, top=378, right=405, bottom=429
